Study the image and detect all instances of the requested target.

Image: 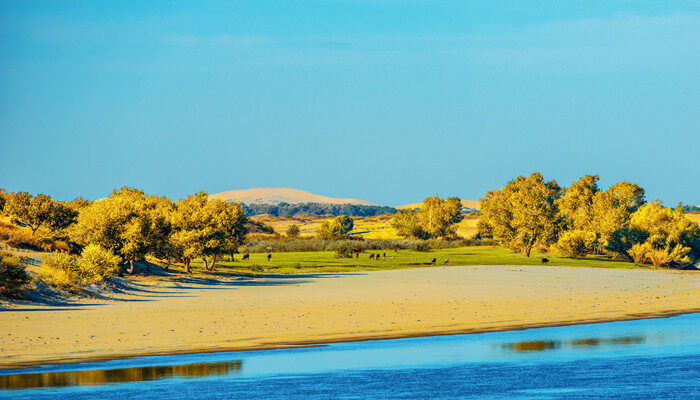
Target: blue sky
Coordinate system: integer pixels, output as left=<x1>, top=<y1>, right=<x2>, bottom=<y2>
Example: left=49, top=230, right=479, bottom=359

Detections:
left=1, top=1, right=698, bottom=206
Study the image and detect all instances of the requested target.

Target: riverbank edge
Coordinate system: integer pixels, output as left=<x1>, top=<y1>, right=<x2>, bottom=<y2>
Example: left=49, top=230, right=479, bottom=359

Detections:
left=2, top=308, right=698, bottom=370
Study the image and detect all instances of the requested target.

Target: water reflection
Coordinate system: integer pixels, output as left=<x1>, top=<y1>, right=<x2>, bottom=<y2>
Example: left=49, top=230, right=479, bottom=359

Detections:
left=503, top=336, right=645, bottom=353
left=0, top=360, right=242, bottom=390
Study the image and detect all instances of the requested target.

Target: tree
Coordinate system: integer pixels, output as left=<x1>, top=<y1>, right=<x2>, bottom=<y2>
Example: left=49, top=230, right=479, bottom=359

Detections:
left=171, top=193, right=247, bottom=272
left=286, top=224, right=301, bottom=237
left=171, top=192, right=209, bottom=273
left=479, top=173, right=562, bottom=257
left=201, top=199, right=247, bottom=270
left=67, top=197, right=91, bottom=212
left=590, top=182, right=645, bottom=249
left=316, top=215, right=354, bottom=239
left=5, top=192, right=77, bottom=235
left=418, top=196, right=463, bottom=238
left=390, top=196, right=463, bottom=239
left=0, top=188, right=7, bottom=215
left=391, top=209, right=426, bottom=239
left=559, top=175, right=599, bottom=231
left=72, top=187, right=166, bottom=274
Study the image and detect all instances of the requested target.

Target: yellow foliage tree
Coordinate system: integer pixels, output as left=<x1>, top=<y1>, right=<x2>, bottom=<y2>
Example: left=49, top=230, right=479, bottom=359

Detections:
left=479, top=173, right=562, bottom=257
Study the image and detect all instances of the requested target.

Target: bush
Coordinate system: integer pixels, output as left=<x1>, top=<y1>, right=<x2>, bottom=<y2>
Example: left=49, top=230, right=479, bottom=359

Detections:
left=39, top=252, right=81, bottom=289
left=605, top=228, right=648, bottom=260
left=286, top=224, right=300, bottom=238
left=0, top=252, right=30, bottom=297
left=78, top=244, right=121, bottom=284
left=334, top=243, right=354, bottom=258
left=39, top=246, right=121, bottom=288
left=556, top=230, right=597, bottom=258
left=628, top=242, right=652, bottom=265
left=648, top=250, right=673, bottom=267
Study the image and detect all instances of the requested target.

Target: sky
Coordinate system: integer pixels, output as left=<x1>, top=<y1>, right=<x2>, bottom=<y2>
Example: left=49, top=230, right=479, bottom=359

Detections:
left=1, top=1, right=698, bottom=206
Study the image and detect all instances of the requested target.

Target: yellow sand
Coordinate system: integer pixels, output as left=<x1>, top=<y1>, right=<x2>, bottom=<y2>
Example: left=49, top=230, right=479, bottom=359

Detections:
left=1, top=265, right=698, bottom=368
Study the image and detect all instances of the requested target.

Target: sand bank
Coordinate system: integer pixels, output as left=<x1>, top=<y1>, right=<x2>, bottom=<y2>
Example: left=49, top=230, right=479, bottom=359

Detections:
left=1, top=265, right=698, bottom=368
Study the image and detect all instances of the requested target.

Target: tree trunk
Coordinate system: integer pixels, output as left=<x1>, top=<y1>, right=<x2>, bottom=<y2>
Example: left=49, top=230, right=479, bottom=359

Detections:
left=127, top=259, right=135, bottom=274
left=209, top=255, right=217, bottom=271
left=164, top=258, right=170, bottom=271
left=203, top=257, right=209, bottom=270
left=185, top=259, right=191, bottom=273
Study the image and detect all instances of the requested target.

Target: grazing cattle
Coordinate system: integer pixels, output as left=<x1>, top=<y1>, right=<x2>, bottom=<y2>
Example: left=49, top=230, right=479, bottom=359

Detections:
left=431, top=258, right=436, bottom=265
left=267, top=253, right=272, bottom=262
left=444, top=259, right=449, bottom=265
left=355, top=252, right=359, bottom=258
left=383, top=252, right=386, bottom=259
left=369, top=253, right=375, bottom=259
left=242, top=253, right=249, bottom=261
left=541, top=257, right=549, bottom=264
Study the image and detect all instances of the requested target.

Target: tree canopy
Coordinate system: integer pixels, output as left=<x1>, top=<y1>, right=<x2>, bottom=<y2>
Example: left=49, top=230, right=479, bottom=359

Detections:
left=5, top=192, right=77, bottom=235
left=479, top=173, right=562, bottom=257
left=391, top=196, right=463, bottom=239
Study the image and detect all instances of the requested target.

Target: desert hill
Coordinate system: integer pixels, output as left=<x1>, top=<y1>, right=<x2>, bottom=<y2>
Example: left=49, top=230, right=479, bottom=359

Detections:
left=210, top=188, right=379, bottom=206
left=396, top=199, right=479, bottom=211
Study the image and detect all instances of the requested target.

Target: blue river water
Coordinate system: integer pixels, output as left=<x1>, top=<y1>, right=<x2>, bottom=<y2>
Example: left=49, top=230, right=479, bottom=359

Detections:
left=1, top=313, right=698, bottom=399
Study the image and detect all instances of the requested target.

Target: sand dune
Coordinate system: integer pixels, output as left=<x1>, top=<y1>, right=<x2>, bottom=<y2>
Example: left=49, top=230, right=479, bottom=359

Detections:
left=209, top=188, right=378, bottom=206
left=0, top=265, right=697, bottom=368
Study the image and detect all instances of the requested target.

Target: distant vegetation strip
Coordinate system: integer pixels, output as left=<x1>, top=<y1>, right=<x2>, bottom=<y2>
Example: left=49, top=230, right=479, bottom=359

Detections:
left=239, top=202, right=397, bottom=217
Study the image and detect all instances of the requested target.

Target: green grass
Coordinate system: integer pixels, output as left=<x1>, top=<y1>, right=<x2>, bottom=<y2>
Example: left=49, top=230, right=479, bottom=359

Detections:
left=186, top=246, right=637, bottom=275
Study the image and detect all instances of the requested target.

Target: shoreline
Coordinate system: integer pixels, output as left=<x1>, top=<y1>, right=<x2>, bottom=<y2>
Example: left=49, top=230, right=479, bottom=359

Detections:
left=1, top=308, right=698, bottom=370
left=2, top=265, right=698, bottom=370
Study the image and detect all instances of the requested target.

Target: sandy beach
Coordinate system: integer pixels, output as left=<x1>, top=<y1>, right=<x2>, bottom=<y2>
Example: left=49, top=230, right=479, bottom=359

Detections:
left=1, top=265, right=698, bottom=368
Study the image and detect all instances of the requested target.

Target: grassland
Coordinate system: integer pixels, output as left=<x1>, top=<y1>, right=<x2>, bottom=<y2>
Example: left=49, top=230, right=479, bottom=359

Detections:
left=185, top=246, right=637, bottom=275
left=253, top=212, right=480, bottom=240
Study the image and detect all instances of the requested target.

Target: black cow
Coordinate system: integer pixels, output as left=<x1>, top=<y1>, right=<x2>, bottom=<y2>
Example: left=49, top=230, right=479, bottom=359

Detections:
left=431, top=258, right=436, bottom=265
left=242, top=253, right=249, bottom=261
left=541, top=257, right=549, bottom=264
left=267, top=253, right=272, bottom=262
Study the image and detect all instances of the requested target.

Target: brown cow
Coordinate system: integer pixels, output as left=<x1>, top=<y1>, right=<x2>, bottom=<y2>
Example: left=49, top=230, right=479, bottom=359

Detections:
left=369, top=253, right=375, bottom=259
left=242, top=253, right=250, bottom=260
left=267, top=253, right=272, bottom=261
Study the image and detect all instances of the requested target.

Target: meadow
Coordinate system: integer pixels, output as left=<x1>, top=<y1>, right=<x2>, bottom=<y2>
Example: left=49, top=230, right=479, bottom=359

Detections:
left=185, top=246, right=637, bottom=275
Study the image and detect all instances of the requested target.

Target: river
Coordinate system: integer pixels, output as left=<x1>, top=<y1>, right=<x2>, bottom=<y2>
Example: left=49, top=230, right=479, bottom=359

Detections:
left=1, top=313, right=698, bottom=399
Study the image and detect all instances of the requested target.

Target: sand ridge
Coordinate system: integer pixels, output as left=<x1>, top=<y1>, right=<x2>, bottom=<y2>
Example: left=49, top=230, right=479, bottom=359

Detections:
left=0, top=265, right=698, bottom=368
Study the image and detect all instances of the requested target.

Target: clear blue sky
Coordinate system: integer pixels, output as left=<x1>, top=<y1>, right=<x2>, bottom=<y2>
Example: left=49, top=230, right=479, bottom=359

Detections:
left=1, top=1, right=698, bottom=206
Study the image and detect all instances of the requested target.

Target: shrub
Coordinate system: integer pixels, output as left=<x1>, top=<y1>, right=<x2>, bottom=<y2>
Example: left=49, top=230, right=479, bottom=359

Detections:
left=628, top=242, right=652, bottom=265
left=0, top=252, right=30, bottom=297
left=78, top=244, right=121, bottom=284
left=39, top=252, right=81, bottom=289
left=605, top=228, right=648, bottom=261
left=648, top=250, right=673, bottom=267
left=286, top=224, right=301, bottom=238
left=556, top=230, right=597, bottom=258
left=39, top=246, right=120, bottom=289
left=334, top=243, right=354, bottom=258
